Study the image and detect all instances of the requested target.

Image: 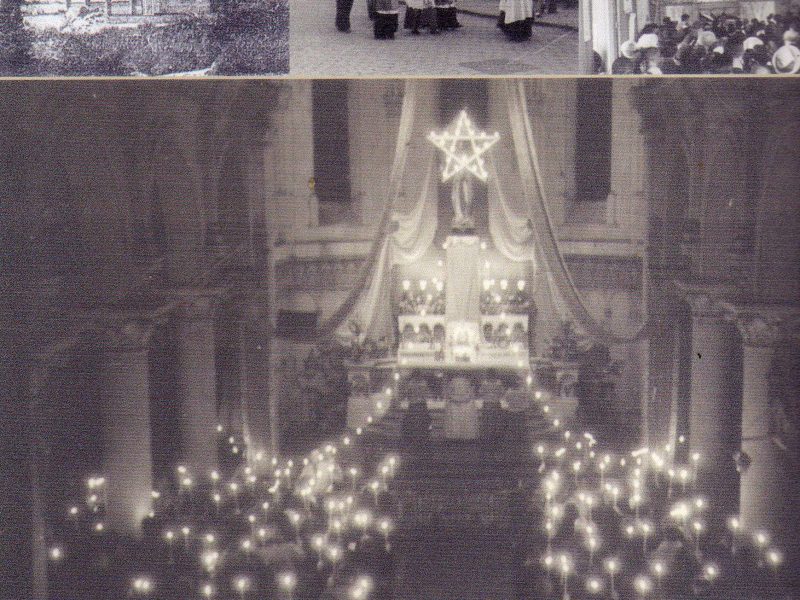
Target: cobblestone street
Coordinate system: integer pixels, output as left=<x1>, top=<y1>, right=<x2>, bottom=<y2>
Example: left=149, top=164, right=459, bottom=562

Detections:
left=290, top=0, right=578, bottom=75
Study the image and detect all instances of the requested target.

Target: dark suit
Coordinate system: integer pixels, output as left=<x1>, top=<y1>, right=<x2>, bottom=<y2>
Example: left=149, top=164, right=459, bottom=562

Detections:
left=336, top=0, right=355, bottom=31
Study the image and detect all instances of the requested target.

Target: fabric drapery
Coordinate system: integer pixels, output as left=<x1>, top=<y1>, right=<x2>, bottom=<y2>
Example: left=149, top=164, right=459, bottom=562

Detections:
left=315, top=79, right=420, bottom=340
left=503, top=79, right=648, bottom=344
left=335, top=155, right=438, bottom=341
left=321, top=79, right=648, bottom=347
left=486, top=156, right=537, bottom=268
left=317, top=81, right=439, bottom=343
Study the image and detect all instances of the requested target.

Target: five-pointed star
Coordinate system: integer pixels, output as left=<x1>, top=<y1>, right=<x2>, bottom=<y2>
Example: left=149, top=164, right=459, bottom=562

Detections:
left=427, top=110, right=500, bottom=182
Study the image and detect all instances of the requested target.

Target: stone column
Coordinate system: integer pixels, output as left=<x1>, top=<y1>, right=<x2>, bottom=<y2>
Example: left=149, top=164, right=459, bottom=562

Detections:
left=728, top=306, right=800, bottom=560
left=95, top=313, right=155, bottom=537
left=239, top=289, right=274, bottom=462
left=685, top=292, right=739, bottom=513
left=172, top=290, right=221, bottom=474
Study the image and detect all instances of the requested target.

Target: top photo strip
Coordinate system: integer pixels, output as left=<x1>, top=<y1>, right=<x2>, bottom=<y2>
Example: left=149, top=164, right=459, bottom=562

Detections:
left=1, top=0, right=799, bottom=76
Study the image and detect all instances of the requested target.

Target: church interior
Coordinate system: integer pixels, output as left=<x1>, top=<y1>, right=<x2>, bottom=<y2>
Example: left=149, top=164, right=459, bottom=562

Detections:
left=1, top=78, right=798, bottom=600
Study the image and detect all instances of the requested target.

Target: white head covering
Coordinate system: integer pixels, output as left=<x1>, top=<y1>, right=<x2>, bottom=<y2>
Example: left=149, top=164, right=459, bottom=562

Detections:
left=743, top=36, right=764, bottom=51
left=636, top=33, right=659, bottom=50
left=620, top=40, right=638, bottom=58
left=773, top=44, right=800, bottom=74
left=783, top=28, right=799, bottom=45
left=698, top=30, right=718, bottom=47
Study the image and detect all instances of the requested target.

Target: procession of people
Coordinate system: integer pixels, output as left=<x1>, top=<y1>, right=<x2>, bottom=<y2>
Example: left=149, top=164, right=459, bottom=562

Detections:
left=335, top=0, right=574, bottom=41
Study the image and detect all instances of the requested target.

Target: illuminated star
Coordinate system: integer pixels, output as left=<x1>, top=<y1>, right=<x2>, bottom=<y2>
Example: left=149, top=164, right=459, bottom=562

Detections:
left=427, top=110, right=500, bottom=182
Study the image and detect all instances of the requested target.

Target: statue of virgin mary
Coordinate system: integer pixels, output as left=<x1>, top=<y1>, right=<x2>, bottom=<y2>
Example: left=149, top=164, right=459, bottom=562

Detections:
left=450, top=171, right=475, bottom=231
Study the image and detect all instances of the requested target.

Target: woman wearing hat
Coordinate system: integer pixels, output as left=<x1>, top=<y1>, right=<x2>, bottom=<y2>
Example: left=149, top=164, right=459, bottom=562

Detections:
left=612, top=40, right=639, bottom=73
left=636, top=32, right=662, bottom=74
left=772, top=42, right=800, bottom=74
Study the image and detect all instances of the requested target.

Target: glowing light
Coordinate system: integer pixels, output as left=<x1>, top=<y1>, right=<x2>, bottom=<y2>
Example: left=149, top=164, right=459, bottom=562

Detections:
left=49, top=547, right=63, bottom=561
left=727, top=516, right=741, bottom=532
left=427, top=110, right=500, bottom=182
left=585, top=576, right=603, bottom=594
left=754, top=531, right=770, bottom=548
left=234, top=575, right=251, bottom=595
left=650, top=560, right=666, bottom=579
left=766, top=548, right=783, bottom=568
left=633, top=575, right=652, bottom=596
left=202, top=550, right=220, bottom=572
left=202, top=583, right=215, bottom=598
left=604, top=557, right=620, bottom=575
left=132, top=577, right=153, bottom=595
left=703, top=563, right=719, bottom=581
left=277, top=571, right=297, bottom=591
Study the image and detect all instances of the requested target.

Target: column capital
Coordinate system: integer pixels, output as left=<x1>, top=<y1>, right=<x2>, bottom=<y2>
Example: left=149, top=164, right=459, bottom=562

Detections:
left=721, top=303, right=800, bottom=348
left=168, top=288, right=225, bottom=322
left=673, top=279, right=736, bottom=319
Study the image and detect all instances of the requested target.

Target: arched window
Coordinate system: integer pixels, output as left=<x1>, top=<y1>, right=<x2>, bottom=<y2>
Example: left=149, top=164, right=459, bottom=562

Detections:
left=312, top=80, right=352, bottom=225
left=575, top=78, right=612, bottom=203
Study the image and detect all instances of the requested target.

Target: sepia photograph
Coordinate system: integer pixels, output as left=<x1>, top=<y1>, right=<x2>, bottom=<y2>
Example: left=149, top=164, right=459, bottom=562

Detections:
left=289, top=0, right=579, bottom=75
left=586, top=0, right=800, bottom=74
left=0, top=0, right=288, bottom=75
left=1, top=77, right=798, bottom=600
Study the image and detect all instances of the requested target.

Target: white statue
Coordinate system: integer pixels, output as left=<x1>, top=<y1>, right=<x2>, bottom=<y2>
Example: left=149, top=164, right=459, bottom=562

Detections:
left=451, top=171, right=475, bottom=231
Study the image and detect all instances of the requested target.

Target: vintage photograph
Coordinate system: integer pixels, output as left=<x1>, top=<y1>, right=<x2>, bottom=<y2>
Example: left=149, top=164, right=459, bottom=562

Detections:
left=0, top=0, right=288, bottom=75
left=290, top=0, right=800, bottom=75
left=2, top=78, right=798, bottom=600
left=289, top=0, right=579, bottom=75
left=586, top=0, right=800, bottom=74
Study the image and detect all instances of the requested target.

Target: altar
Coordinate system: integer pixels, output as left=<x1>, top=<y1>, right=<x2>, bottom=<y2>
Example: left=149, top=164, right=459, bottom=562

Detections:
left=348, top=112, right=532, bottom=439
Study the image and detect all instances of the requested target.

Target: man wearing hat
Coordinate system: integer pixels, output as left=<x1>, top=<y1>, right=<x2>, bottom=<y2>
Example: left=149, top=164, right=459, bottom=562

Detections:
left=612, top=40, right=639, bottom=73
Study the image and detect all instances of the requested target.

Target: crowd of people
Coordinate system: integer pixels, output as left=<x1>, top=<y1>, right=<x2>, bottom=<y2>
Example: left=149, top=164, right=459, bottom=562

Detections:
left=334, top=0, right=575, bottom=41
left=610, top=10, right=800, bottom=74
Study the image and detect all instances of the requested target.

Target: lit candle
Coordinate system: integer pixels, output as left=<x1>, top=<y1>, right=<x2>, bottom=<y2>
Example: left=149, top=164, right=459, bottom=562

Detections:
left=604, top=557, right=620, bottom=598
left=379, top=518, right=392, bottom=549
left=633, top=574, right=652, bottom=598
left=585, top=576, right=602, bottom=596
left=650, top=560, right=666, bottom=591
left=558, top=553, right=571, bottom=600
left=640, top=520, right=652, bottom=553
left=234, top=575, right=251, bottom=600
left=164, top=530, right=175, bottom=562
left=587, top=536, right=598, bottom=566
left=692, top=520, right=704, bottom=556
left=277, top=571, right=297, bottom=600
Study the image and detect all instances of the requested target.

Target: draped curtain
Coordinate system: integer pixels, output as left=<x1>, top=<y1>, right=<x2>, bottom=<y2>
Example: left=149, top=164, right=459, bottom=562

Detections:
left=320, top=79, right=647, bottom=347
left=502, top=79, right=648, bottom=344
left=314, top=80, right=439, bottom=344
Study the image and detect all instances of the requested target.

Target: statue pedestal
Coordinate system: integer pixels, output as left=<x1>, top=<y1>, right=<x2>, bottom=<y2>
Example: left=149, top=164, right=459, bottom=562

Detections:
left=445, top=235, right=481, bottom=324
